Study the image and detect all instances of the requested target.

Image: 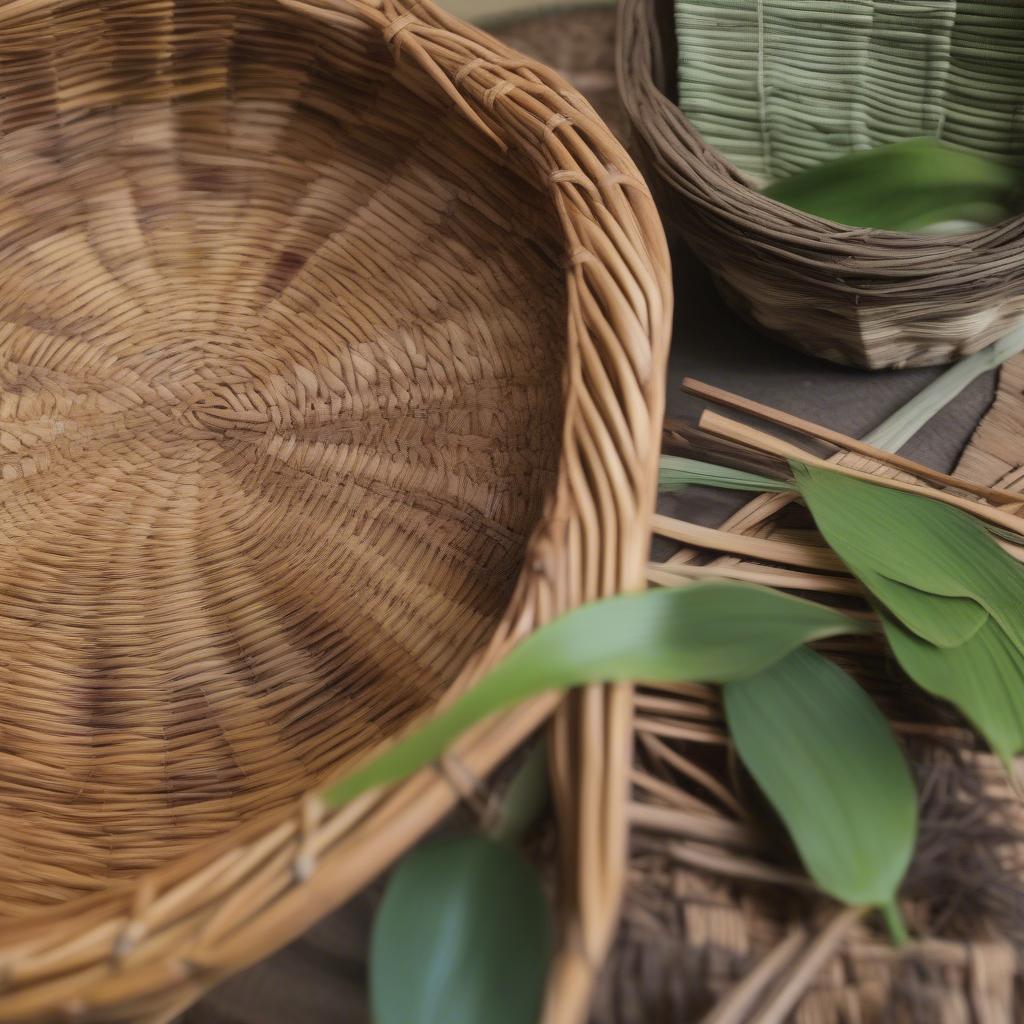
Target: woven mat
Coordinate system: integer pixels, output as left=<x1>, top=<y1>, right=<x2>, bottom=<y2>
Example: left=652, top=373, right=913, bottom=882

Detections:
left=954, top=354, right=1024, bottom=491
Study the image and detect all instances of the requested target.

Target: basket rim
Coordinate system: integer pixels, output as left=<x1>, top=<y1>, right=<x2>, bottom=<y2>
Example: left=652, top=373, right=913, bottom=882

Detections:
left=616, top=0, right=1024, bottom=252
left=0, top=0, right=671, bottom=1019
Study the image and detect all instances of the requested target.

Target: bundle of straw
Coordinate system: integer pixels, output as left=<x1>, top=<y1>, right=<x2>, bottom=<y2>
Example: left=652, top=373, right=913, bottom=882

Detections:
left=603, top=377, right=1024, bottom=1022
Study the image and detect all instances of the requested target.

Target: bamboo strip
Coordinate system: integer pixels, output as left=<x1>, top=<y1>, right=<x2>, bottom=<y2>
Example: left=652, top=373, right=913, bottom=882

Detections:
left=684, top=377, right=1024, bottom=507
left=651, top=514, right=846, bottom=571
left=699, top=411, right=1024, bottom=536
left=648, top=562, right=861, bottom=596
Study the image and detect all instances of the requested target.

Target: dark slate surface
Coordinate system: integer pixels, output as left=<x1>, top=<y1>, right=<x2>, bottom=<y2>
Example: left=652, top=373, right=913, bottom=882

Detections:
left=655, top=241, right=995, bottom=543
left=664, top=244, right=994, bottom=471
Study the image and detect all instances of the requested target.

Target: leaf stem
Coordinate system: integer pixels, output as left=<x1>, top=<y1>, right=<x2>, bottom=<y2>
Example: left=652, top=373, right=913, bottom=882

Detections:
left=881, top=901, right=909, bottom=946
left=862, top=323, right=1024, bottom=454
left=486, top=740, right=549, bottom=845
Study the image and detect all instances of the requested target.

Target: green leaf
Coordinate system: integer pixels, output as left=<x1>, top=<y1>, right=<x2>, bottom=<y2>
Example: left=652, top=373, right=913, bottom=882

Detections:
left=792, top=462, right=1024, bottom=654
left=371, top=836, right=551, bottom=1024
left=793, top=463, right=1024, bottom=764
left=323, top=581, right=867, bottom=808
left=856, top=571, right=988, bottom=648
left=724, top=647, right=917, bottom=908
left=763, top=138, right=1023, bottom=231
left=883, top=614, right=1024, bottom=767
left=659, top=455, right=791, bottom=493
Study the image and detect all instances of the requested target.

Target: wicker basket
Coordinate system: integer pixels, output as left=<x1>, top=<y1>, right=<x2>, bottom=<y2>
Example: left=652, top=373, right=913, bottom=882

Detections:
left=0, top=1, right=670, bottom=1019
left=617, top=0, right=1024, bottom=370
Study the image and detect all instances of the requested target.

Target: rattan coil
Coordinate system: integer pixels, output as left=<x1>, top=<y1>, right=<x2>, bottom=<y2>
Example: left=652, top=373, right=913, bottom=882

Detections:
left=617, top=0, right=1024, bottom=370
left=0, top=0, right=671, bottom=1019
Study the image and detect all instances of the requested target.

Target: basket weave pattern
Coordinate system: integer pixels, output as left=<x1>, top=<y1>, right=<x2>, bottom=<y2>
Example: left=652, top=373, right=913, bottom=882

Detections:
left=673, top=0, right=1024, bottom=181
left=0, top=1, right=670, bottom=1019
left=618, top=0, right=1024, bottom=370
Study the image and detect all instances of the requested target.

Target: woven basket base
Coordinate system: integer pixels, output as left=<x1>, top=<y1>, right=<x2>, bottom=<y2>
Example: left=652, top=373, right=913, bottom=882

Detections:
left=0, top=0, right=568, bottom=917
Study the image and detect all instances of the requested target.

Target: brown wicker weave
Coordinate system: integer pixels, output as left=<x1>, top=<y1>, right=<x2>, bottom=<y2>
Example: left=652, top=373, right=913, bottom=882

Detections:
left=617, top=0, right=1024, bottom=370
left=0, top=1, right=670, bottom=1019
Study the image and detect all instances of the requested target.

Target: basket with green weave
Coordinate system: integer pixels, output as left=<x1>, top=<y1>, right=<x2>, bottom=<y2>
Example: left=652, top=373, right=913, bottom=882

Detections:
left=618, top=0, right=1024, bottom=369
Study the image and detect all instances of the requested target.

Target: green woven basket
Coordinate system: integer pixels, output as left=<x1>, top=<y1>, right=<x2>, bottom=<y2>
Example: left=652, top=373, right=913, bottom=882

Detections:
left=618, top=0, right=1024, bottom=369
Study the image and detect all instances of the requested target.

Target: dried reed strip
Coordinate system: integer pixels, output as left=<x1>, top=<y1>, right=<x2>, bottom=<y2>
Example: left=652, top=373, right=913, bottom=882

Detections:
left=699, top=411, right=1024, bottom=538
left=651, top=514, right=846, bottom=571
left=637, top=731, right=750, bottom=821
left=683, top=377, right=1024, bottom=507
left=648, top=561, right=862, bottom=596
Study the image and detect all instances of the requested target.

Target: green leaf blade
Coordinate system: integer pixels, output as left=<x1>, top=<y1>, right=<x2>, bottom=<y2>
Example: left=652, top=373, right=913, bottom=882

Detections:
left=883, top=614, right=1024, bottom=766
left=724, top=647, right=917, bottom=908
left=473, top=580, right=869, bottom=701
left=763, top=138, right=1022, bottom=231
left=792, top=462, right=1024, bottom=654
left=371, top=836, right=551, bottom=1024
left=659, top=455, right=791, bottom=493
left=324, top=582, right=868, bottom=808
left=859, top=571, right=988, bottom=648
left=793, top=463, right=1024, bottom=764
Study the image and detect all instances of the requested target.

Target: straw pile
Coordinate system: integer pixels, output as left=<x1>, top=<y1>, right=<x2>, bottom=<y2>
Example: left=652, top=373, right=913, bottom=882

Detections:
left=593, top=376, right=1024, bottom=1022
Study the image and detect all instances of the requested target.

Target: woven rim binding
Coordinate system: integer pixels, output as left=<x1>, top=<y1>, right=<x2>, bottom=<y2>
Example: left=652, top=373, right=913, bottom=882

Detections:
left=617, top=0, right=1024, bottom=370
left=0, top=1, right=671, bottom=1021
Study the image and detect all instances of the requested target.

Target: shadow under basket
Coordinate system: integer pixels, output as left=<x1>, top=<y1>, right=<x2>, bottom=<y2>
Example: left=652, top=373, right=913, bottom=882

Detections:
left=617, top=0, right=1024, bottom=370
left=0, top=1, right=670, bottom=1020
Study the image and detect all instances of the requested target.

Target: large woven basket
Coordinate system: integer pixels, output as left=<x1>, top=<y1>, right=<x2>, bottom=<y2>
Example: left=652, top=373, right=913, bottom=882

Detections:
left=0, top=1, right=670, bottom=1019
left=617, top=0, right=1024, bottom=370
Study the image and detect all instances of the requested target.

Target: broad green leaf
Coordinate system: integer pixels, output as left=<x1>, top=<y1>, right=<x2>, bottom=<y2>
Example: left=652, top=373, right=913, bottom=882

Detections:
left=724, top=647, right=917, bottom=908
left=763, top=138, right=1022, bottom=231
left=323, top=581, right=867, bottom=808
left=857, top=570, right=988, bottom=648
left=371, top=836, right=551, bottom=1024
left=659, top=455, right=790, bottom=493
left=883, top=614, right=1024, bottom=767
left=792, top=462, right=1024, bottom=654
